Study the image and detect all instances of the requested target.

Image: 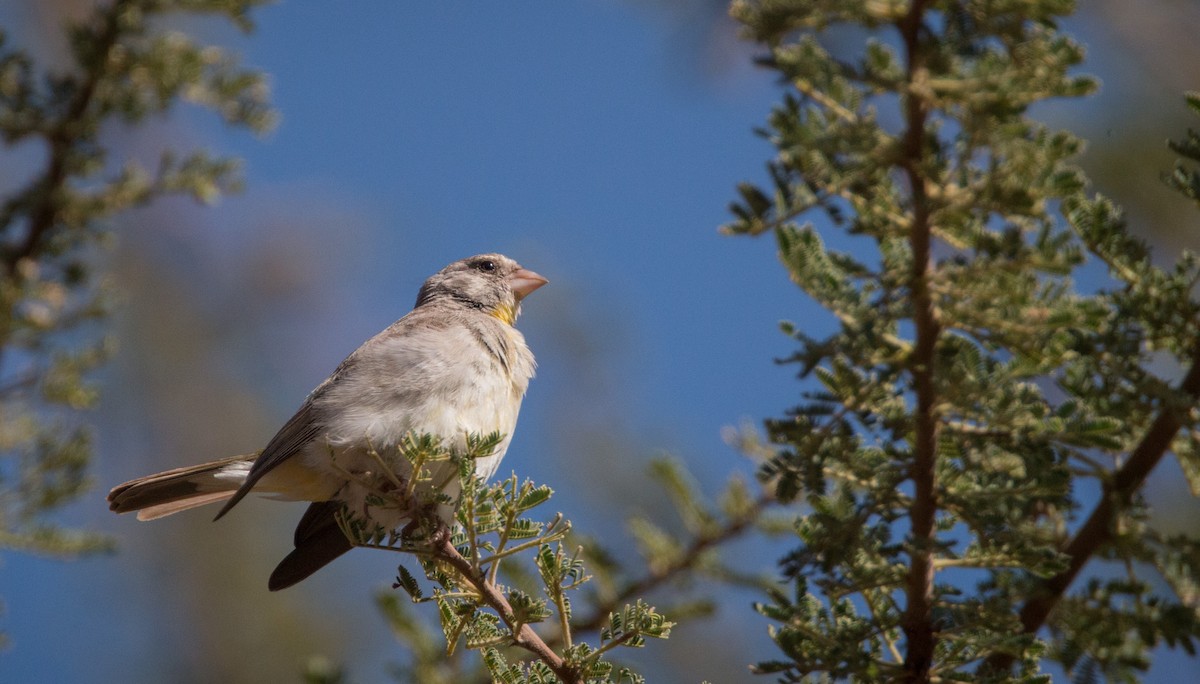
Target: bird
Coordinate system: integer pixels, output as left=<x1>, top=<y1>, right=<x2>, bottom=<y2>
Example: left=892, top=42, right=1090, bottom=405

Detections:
left=108, top=253, right=547, bottom=590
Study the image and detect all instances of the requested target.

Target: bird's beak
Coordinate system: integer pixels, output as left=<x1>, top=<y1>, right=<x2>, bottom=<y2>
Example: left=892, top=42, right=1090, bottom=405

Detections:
left=509, top=268, right=548, bottom=300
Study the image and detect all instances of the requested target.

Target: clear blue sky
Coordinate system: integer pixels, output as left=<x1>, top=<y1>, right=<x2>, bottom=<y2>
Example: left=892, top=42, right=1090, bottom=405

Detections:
left=2, top=2, right=1197, bottom=682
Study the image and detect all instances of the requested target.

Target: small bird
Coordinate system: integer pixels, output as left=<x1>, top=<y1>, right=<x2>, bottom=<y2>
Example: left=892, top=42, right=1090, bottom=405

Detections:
left=108, top=253, right=546, bottom=590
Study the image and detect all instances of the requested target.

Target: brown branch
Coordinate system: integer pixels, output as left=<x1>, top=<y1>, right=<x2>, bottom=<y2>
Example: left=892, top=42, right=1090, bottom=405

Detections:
left=1, top=0, right=128, bottom=276
left=980, top=343, right=1200, bottom=675
left=434, top=537, right=582, bottom=684
left=896, top=2, right=937, bottom=682
left=566, top=492, right=775, bottom=637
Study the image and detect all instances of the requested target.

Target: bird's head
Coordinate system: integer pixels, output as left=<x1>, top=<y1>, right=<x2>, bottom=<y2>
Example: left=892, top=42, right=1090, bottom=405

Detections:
left=415, top=253, right=548, bottom=325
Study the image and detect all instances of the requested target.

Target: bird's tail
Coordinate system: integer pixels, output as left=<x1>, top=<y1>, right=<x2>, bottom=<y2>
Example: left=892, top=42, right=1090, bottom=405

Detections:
left=108, top=456, right=255, bottom=521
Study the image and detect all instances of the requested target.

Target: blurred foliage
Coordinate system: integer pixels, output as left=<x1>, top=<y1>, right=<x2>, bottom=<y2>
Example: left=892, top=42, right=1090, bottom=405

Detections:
left=722, top=0, right=1200, bottom=681
left=1163, top=93, right=1200, bottom=210
left=0, top=0, right=271, bottom=598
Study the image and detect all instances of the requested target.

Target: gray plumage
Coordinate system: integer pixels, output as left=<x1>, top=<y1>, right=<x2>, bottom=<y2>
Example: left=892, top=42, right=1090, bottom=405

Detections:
left=109, top=253, right=546, bottom=590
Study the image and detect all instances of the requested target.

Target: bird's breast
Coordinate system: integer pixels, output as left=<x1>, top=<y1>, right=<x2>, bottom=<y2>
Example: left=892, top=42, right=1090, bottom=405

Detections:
left=310, top=316, right=534, bottom=461
left=299, top=318, right=535, bottom=528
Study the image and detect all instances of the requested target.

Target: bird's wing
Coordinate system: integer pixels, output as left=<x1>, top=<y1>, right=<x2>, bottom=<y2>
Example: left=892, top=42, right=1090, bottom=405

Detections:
left=213, top=399, right=323, bottom=520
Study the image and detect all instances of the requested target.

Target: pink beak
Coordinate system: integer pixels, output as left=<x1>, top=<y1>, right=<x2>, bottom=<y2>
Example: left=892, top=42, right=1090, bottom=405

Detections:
left=509, top=267, right=548, bottom=300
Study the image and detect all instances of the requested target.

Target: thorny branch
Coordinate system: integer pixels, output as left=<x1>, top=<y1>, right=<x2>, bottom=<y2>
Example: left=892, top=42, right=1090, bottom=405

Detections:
left=981, top=342, right=1200, bottom=675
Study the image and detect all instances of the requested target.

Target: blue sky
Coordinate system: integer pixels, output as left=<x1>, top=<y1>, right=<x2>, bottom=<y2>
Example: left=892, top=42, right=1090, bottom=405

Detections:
left=2, top=1, right=1198, bottom=682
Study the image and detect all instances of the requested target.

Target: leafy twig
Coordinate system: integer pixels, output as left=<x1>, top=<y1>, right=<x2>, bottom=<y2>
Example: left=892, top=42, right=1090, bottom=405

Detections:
left=0, top=1, right=124, bottom=276
left=568, top=491, right=774, bottom=636
left=981, top=342, right=1200, bottom=674
left=432, top=536, right=581, bottom=683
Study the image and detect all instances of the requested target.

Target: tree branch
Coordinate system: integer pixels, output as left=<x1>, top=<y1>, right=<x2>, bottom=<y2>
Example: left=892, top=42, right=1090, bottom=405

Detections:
left=434, top=537, right=582, bottom=684
left=980, top=342, right=1200, bottom=674
left=566, top=492, right=775, bottom=637
left=896, top=2, right=938, bottom=681
left=1, top=0, right=127, bottom=276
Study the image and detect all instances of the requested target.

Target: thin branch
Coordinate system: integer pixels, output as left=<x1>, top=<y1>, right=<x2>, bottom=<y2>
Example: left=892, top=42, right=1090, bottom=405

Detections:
left=864, top=586, right=905, bottom=664
left=547, top=547, right=576, bottom=652
left=980, top=342, right=1200, bottom=674
left=792, top=77, right=860, bottom=124
left=487, top=478, right=520, bottom=584
left=477, top=515, right=568, bottom=567
left=585, top=629, right=641, bottom=661
left=896, top=1, right=938, bottom=681
left=433, top=537, right=582, bottom=684
left=566, top=492, right=775, bottom=637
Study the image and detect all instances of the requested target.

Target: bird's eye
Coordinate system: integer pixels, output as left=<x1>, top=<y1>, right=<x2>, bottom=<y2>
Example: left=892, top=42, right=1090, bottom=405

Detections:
left=476, top=259, right=497, bottom=273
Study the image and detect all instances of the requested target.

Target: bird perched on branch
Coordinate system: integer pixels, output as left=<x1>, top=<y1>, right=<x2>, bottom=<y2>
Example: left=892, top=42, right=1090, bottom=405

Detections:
left=108, top=253, right=547, bottom=590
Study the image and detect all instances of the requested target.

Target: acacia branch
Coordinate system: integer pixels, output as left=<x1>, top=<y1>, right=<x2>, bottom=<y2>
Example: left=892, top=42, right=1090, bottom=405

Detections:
left=896, top=1, right=938, bottom=681
left=434, top=537, right=582, bottom=684
left=981, top=342, right=1200, bottom=674
left=1, top=0, right=128, bottom=276
left=566, top=492, right=775, bottom=637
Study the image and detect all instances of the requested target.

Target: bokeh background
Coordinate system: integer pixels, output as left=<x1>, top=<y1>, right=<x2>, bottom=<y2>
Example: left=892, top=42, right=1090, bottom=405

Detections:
left=2, top=1, right=1199, bottom=682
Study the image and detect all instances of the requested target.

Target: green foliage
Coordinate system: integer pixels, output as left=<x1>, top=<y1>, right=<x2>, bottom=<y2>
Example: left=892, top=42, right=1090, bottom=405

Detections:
left=726, top=0, right=1200, bottom=680
left=361, top=428, right=796, bottom=684
left=0, top=0, right=271, bottom=558
left=9, top=1, right=1192, bottom=682
left=335, top=433, right=675, bottom=684
left=1163, top=92, right=1200, bottom=207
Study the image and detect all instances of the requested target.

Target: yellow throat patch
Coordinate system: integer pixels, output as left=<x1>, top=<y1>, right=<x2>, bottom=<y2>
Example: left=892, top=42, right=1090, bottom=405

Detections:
left=490, top=302, right=518, bottom=326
